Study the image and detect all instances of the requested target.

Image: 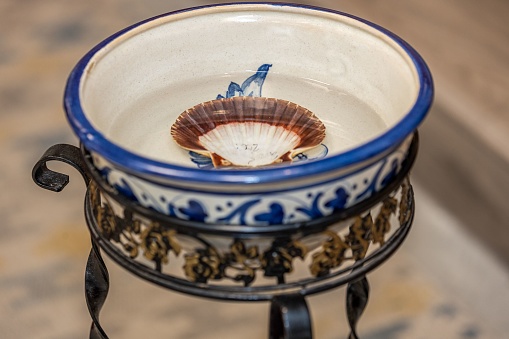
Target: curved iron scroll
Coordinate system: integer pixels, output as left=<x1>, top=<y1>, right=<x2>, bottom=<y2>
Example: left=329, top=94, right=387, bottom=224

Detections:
left=32, top=144, right=107, bottom=338
left=32, top=144, right=89, bottom=190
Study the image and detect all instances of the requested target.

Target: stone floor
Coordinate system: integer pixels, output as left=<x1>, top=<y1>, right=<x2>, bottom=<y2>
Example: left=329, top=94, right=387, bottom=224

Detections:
left=1, top=1, right=509, bottom=338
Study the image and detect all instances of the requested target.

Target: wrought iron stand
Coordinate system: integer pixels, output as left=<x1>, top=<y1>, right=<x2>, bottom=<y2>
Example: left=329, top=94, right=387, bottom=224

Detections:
left=32, top=136, right=417, bottom=339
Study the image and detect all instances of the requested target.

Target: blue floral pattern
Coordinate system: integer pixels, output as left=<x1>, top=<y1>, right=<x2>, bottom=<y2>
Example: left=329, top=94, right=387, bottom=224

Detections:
left=324, top=187, right=350, bottom=212
left=217, top=199, right=261, bottom=225
left=254, top=203, right=285, bottom=225
left=296, top=193, right=325, bottom=219
left=113, top=178, right=139, bottom=203
left=94, top=139, right=409, bottom=226
left=178, top=200, right=208, bottom=222
left=217, top=64, right=272, bottom=99
left=355, top=159, right=387, bottom=201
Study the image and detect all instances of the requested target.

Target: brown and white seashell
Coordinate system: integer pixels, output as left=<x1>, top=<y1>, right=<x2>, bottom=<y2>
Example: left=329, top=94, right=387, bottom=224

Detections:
left=171, top=96, right=326, bottom=167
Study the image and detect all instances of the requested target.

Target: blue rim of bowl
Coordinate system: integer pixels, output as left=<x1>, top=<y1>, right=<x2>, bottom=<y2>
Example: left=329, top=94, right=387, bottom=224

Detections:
left=64, top=2, right=433, bottom=186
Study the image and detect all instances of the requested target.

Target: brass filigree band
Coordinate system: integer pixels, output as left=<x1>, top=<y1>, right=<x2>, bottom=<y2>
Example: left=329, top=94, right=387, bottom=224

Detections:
left=90, top=179, right=411, bottom=286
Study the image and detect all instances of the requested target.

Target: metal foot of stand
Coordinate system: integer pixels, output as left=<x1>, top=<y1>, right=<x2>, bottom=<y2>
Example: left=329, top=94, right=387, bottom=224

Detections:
left=270, top=294, right=312, bottom=339
left=268, top=278, right=371, bottom=339
left=33, top=135, right=418, bottom=339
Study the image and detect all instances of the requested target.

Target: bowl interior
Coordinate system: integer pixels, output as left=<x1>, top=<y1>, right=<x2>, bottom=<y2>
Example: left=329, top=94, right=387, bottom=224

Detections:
left=78, top=4, right=420, bottom=169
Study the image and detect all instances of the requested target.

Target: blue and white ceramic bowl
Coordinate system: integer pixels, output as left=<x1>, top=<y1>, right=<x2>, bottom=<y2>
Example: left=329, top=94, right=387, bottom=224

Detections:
left=65, top=3, right=433, bottom=226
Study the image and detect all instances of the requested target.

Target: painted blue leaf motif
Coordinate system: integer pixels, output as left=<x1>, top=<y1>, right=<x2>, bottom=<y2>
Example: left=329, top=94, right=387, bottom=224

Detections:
left=296, top=192, right=324, bottom=219
left=98, top=166, right=112, bottom=178
left=217, top=199, right=261, bottom=225
left=293, top=144, right=329, bottom=163
left=254, top=203, right=285, bottom=225
left=293, top=153, right=308, bottom=161
left=217, top=64, right=272, bottom=98
left=355, top=159, right=387, bottom=201
left=189, top=151, right=214, bottom=169
left=179, top=200, right=208, bottom=222
left=324, top=187, right=350, bottom=212
left=226, top=82, right=243, bottom=98
left=381, top=159, right=399, bottom=187
left=240, top=64, right=272, bottom=97
left=113, top=178, right=138, bottom=202
left=167, top=203, right=178, bottom=218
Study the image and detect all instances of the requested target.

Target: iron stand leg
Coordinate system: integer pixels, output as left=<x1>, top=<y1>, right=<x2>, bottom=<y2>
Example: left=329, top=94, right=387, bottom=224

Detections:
left=346, top=276, right=370, bottom=339
left=269, top=294, right=312, bottom=339
left=85, top=238, right=110, bottom=339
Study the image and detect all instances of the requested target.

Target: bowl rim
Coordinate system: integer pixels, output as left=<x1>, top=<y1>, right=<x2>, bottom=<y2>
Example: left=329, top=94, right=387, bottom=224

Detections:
left=64, top=2, right=433, bottom=185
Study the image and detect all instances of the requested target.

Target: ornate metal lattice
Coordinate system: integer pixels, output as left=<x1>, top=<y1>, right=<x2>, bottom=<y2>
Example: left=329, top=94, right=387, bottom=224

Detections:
left=32, top=133, right=418, bottom=339
left=90, top=179, right=411, bottom=287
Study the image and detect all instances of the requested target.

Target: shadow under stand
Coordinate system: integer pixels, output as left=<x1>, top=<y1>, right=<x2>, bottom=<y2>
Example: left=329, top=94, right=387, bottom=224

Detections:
left=32, top=135, right=417, bottom=339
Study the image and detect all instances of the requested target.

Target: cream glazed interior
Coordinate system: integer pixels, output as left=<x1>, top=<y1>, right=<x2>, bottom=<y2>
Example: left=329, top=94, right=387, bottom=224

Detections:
left=78, top=4, right=419, bottom=169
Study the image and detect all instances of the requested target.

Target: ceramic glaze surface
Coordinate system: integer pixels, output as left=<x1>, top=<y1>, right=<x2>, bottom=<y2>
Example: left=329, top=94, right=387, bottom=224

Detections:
left=65, top=3, right=433, bottom=224
left=107, top=67, right=383, bottom=167
left=77, top=4, right=419, bottom=167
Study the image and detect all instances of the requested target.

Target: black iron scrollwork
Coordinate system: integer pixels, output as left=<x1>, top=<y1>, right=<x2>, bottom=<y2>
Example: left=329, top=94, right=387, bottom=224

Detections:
left=32, top=135, right=417, bottom=339
left=32, top=145, right=108, bottom=339
left=261, top=238, right=308, bottom=284
left=32, top=144, right=89, bottom=190
left=309, top=193, right=401, bottom=278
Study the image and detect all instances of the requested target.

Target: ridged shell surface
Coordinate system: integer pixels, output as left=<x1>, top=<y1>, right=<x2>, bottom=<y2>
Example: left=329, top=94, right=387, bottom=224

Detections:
left=171, top=97, right=326, bottom=167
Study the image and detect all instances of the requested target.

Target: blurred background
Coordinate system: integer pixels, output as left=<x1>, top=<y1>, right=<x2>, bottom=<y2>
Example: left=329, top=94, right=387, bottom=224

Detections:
left=1, top=0, right=508, bottom=338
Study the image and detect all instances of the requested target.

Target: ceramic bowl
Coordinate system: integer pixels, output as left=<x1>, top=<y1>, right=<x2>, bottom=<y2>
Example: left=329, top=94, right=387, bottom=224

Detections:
left=64, top=3, right=433, bottom=226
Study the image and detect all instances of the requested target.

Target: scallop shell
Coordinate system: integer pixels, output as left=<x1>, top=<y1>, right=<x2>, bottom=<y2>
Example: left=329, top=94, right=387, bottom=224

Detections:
left=171, top=97, right=326, bottom=168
